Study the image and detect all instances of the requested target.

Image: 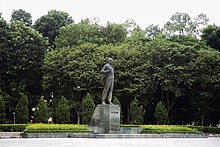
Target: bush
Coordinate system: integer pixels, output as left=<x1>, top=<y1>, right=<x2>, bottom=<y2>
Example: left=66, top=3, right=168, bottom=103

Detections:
left=154, top=101, right=168, bottom=124
left=24, top=124, right=92, bottom=133
left=0, top=124, right=27, bottom=132
left=56, top=96, right=70, bottom=124
left=80, top=93, right=95, bottom=124
left=15, top=93, right=29, bottom=124
left=187, top=126, right=220, bottom=134
left=34, top=99, right=49, bottom=123
left=130, top=98, right=145, bottom=124
left=141, top=125, right=200, bottom=133
left=0, top=95, right=6, bottom=124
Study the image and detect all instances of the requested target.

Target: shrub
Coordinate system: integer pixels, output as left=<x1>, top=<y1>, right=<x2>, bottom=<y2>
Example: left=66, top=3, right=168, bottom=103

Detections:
left=130, top=98, right=145, bottom=124
left=56, top=96, right=70, bottom=124
left=80, top=93, right=95, bottom=124
left=24, top=124, right=92, bottom=133
left=15, top=93, right=29, bottom=124
left=141, top=125, right=199, bottom=133
left=0, top=124, right=27, bottom=132
left=187, top=126, right=220, bottom=134
left=34, top=99, right=49, bottom=123
left=0, top=95, right=6, bottom=124
left=154, top=101, right=168, bottom=124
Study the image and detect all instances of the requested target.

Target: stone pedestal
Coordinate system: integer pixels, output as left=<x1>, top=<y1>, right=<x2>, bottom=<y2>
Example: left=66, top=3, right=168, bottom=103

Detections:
left=89, top=104, right=120, bottom=134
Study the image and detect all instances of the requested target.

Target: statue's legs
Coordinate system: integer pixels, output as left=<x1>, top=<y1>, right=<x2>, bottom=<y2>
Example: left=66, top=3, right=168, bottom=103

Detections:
left=102, top=78, right=114, bottom=103
left=107, top=80, right=114, bottom=103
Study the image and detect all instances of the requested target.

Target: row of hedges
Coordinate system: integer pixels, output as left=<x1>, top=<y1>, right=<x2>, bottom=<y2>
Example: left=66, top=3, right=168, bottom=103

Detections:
left=24, top=124, right=92, bottom=133
left=0, top=124, right=27, bottom=132
left=141, top=125, right=200, bottom=133
left=187, top=126, right=220, bottom=134
left=1, top=124, right=219, bottom=134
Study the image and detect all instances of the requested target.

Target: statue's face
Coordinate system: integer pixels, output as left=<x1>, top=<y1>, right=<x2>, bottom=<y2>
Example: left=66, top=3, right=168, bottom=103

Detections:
left=108, top=58, right=113, bottom=64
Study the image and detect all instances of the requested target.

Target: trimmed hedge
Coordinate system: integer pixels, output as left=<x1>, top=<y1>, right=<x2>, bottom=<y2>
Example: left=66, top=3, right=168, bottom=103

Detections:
left=121, top=124, right=200, bottom=133
left=187, top=126, right=220, bottom=134
left=24, top=124, right=92, bottom=133
left=141, top=125, right=200, bottom=133
left=0, top=124, right=27, bottom=132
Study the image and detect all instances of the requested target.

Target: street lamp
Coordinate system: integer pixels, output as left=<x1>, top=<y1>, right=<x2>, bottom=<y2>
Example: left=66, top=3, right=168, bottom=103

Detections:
left=12, top=112, right=16, bottom=124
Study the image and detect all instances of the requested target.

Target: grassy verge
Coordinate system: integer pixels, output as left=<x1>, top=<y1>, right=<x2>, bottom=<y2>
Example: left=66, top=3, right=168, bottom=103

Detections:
left=24, top=124, right=92, bottom=133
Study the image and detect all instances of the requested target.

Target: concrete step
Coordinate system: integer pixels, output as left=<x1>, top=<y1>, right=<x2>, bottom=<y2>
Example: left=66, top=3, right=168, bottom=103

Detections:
left=0, top=132, right=24, bottom=139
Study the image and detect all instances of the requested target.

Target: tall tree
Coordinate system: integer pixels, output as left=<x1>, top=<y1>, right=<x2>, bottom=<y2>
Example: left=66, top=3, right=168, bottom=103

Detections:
left=55, top=20, right=102, bottom=48
left=146, top=24, right=162, bottom=39
left=34, top=10, right=73, bottom=49
left=100, top=22, right=127, bottom=44
left=2, top=21, right=48, bottom=112
left=201, top=25, right=220, bottom=51
left=15, top=93, right=29, bottom=124
left=56, top=96, right=70, bottom=124
left=163, top=12, right=209, bottom=37
left=10, top=9, right=32, bottom=27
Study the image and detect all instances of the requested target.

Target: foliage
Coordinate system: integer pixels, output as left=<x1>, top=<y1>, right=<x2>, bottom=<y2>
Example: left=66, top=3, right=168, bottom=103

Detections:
left=55, top=20, right=127, bottom=48
left=33, top=10, right=73, bottom=49
left=55, top=20, right=102, bottom=48
left=100, top=22, right=127, bottom=44
left=0, top=124, right=27, bottom=132
left=130, top=98, right=145, bottom=124
left=24, top=124, right=91, bottom=133
left=201, top=25, right=220, bottom=51
left=187, top=126, right=220, bottom=134
left=154, top=101, right=168, bottom=124
left=15, top=93, right=29, bottom=124
left=146, top=24, right=162, bottom=39
left=10, top=9, right=32, bottom=26
left=0, top=95, right=6, bottom=123
left=0, top=20, right=48, bottom=115
left=0, top=11, right=220, bottom=126
left=34, top=99, right=49, bottom=123
left=56, top=96, right=70, bottom=124
left=80, top=93, right=95, bottom=124
left=141, top=125, right=199, bottom=133
left=163, top=12, right=209, bottom=37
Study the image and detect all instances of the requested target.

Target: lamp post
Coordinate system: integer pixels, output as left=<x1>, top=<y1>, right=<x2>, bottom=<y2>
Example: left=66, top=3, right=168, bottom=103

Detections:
left=12, top=112, right=16, bottom=124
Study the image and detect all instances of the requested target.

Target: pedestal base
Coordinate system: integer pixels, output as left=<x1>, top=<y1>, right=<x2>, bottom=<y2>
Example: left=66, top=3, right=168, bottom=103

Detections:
left=89, top=104, right=120, bottom=134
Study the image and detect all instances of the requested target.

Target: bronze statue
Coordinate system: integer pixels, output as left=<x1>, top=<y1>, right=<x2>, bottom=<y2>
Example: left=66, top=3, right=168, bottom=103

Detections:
left=100, top=58, right=114, bottom=105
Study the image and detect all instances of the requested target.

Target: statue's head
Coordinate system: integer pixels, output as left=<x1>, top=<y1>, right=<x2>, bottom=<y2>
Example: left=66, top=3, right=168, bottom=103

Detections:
left=107, top=58, right=113, bottom=64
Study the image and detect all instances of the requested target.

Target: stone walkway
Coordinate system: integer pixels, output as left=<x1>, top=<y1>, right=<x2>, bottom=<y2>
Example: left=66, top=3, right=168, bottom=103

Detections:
left=1, top=138, right=220, bottom=147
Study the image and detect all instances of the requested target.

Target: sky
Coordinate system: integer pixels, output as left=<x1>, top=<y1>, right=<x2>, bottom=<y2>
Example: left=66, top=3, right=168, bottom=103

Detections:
left=1, top=0, right=220, bottom=28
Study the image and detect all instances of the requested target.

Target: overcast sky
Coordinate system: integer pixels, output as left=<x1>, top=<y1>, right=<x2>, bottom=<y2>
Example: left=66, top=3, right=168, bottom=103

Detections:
left=1, top=0, right=220, bottom=28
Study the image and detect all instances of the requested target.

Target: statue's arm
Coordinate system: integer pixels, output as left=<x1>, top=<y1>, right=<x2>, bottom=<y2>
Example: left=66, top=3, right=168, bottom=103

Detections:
left=101, top=65, right=109, bottom=74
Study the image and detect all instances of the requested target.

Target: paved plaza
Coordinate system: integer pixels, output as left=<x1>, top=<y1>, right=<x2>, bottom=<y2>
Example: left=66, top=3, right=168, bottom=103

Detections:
left=1, top=138, right=220, bottom=147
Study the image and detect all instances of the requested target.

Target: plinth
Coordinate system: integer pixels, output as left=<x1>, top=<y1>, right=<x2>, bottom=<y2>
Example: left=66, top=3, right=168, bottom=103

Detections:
left=89, top=104, right=120, bottom=134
